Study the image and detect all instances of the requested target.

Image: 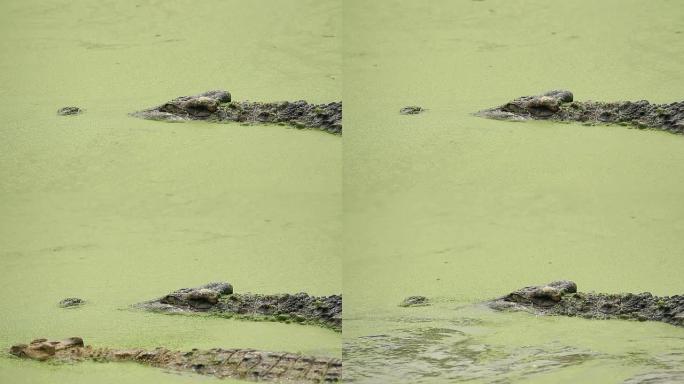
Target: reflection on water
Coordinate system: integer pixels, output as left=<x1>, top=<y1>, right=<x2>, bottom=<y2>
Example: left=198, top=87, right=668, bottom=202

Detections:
left=624, top=371, right=684, bottom=384
left=346, top=328, right=684, bottom=384
left=345, top=329, right=596, bottom=383
left=344, top=305, right=684, bottom=383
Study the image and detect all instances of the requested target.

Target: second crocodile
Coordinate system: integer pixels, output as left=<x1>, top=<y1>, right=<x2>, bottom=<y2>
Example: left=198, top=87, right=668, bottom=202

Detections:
left=9, top=337, right=341, bottom=383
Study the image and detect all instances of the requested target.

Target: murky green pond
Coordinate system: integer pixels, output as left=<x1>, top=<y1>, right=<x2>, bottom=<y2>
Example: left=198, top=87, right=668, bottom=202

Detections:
left=343, top=0, right=683, bottom=382
left=2, top=0, right=683, bottom=382
left=0, top=0, right=341, bottom=383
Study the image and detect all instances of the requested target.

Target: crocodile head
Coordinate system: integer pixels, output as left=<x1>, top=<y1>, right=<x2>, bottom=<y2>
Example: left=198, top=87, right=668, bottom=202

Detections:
left=501, top=280, right=578, bottom=308
left=159, top=90, right=231, bottom=118
left=10, top=337, right=84, bottom=361
left=159, top=281, right=233, bottom=311
left=132, top=90, right=231, bottom=121
left=477, top=90, right=574, bottom=120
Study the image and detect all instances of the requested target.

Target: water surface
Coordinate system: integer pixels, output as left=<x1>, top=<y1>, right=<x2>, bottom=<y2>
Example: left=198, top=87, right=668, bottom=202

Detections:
left=343, top=0, right=684, bottom=382
left=0, top=0, right=341, bottom=383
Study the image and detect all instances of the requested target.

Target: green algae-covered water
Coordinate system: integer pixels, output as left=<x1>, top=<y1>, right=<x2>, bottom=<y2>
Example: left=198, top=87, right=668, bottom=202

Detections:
left=343, top=0, right=684, bottom=382
left=3, top=0, right=684, bottom=383
left=0, top=0, right=341, bottom=383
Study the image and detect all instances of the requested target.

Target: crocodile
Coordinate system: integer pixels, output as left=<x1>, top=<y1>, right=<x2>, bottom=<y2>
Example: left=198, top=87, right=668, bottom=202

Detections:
left=131, top=90, right=342, bottom=135
left=9, top=337, right=341, bottom=383
left=487, top=280, right=684, bottom=327
left=133, top=282, right=342, bottom=331
left=475, top=90, right=684, bottom=134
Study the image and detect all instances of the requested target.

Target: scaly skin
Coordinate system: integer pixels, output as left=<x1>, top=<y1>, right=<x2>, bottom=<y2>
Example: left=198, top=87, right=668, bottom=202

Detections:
left=134, top=282, right=342, bottom=331
left=131, top=90, right=342, bottom=135
left=9, top=337, right=341, bottom=383
left=487, top=280, right=684, bottom=327
left=476, top=90, right=684, bottom=134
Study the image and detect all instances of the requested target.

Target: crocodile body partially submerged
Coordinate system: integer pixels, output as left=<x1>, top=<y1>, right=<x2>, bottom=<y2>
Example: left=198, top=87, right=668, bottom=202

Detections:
left=487, top=280, right=684, bottom=327
left=9, top=337, right=341, bottom=383
left=134, top=282, right=342, bottom=331
left=476, top=90, right=684, bottom=134
left=131, top=90, right=342, bottom=135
